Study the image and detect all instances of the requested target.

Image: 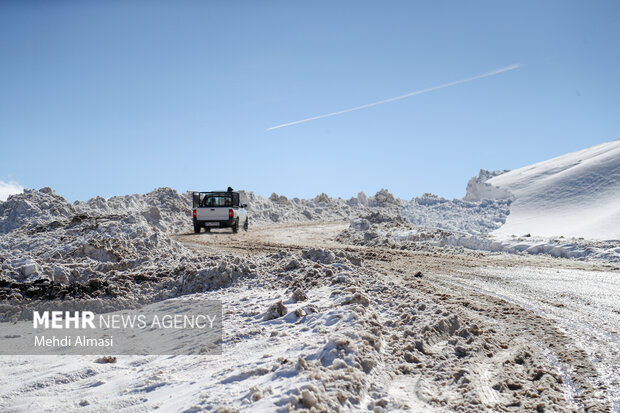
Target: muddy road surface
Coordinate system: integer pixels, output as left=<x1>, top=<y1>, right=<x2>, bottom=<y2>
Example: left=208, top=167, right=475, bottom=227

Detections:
left=174, top=222, right=619, bottom=412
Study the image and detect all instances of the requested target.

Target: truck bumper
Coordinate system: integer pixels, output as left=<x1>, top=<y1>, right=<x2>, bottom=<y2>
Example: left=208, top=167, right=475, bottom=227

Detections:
left=193, top=218, right=235, bottom=228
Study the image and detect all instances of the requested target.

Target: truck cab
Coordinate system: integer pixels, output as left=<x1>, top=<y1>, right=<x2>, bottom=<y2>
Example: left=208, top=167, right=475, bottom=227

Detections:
left=192, top=189, right=248, bottom=233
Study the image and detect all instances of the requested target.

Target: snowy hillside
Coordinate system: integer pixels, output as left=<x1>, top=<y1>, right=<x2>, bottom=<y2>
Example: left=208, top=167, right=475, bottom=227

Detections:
left=467, top=140, right=620, bottom=240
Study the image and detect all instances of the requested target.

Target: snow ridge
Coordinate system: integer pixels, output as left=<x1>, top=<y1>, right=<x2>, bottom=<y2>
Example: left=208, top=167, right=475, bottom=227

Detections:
left=485, top=140, right=620, bottom=240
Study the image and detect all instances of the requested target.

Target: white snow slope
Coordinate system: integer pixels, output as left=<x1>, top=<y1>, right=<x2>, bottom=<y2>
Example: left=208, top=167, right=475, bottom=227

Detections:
left=476, top=140, right=620, bottom=240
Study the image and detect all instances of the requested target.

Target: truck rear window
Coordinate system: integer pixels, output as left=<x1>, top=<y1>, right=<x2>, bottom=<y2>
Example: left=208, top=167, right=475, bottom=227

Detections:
left=201, top=196, right=232, bottom=207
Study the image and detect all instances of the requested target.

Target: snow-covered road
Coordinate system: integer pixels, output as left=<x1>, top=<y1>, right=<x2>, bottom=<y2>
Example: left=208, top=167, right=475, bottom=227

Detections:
left=437, top=265, right=620, bottom=412
left=1, top=222, right=617, bottom=412
left=179, top=222, right=618, bottom=411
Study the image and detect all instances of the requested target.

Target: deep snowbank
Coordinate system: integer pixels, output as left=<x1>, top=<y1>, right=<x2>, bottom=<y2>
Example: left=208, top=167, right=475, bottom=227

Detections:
left=0, top=187, right=400, bottom=296
left=467, top=140, right=620, bottom=240
left=402, top=193, right=511, bottom=235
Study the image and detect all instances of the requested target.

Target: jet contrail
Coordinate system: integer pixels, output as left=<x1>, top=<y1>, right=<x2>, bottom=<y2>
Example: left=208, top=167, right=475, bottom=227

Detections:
left=267, top=63, right=522, bottom=131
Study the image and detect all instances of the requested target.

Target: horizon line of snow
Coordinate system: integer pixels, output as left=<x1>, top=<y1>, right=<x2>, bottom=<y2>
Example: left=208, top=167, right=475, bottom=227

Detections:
left=266, top=63, right=522, bottom=131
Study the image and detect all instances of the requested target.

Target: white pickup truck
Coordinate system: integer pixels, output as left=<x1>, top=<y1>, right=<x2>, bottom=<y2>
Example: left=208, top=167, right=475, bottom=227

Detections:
left=192, top=189, right=248, bottom=233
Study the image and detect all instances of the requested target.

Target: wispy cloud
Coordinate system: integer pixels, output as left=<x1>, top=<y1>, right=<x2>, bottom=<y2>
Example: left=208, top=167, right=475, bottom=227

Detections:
left=0, top=180, right=24, bottom=201
left=267, top=63, right=522, bottom=131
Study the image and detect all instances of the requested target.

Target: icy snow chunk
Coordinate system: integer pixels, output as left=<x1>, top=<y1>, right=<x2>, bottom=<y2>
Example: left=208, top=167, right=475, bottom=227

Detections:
left=357, top=191, right=368, bottom=207
left=264, top=300, right=287, bottom=320
left=291, top=289, right=308, bottom=302
left=351, top=218, right=370, bottom=231
left=283, top=259, right=299, bottom=270
left=339, top=292, right=370, bottom=307
left=52, top=266, right=70, bottom=284
left=314, top=193, right=330, bottom=204
left=11, top=258, right=39, bottom=278
left=302, top=248, right=337, bottom=264
left=416, top=193, right=449, bottom=206
left=268, top=193, right=290, bottom=205
left=371, top=189, right=399, bottom=206
left=463, top=169, right=513, bottom=202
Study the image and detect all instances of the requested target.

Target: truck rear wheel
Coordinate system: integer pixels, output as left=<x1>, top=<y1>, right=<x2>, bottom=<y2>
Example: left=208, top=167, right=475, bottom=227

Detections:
left=193, top=224, right=201, bottom=234
left=232, top=219, right=239, bottom=233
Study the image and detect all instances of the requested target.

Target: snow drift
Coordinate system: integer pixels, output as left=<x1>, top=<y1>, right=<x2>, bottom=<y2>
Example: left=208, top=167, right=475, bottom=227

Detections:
left=467, top=140, right=620, bottom=240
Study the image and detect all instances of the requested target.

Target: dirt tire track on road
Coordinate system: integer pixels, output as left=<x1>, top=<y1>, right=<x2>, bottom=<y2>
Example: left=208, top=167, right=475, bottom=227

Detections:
left=174, top=222, right=613, bottom=412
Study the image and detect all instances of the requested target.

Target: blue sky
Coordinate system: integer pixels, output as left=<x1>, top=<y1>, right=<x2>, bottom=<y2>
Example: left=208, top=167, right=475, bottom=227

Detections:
left=1, top=1, right=619, bottom=201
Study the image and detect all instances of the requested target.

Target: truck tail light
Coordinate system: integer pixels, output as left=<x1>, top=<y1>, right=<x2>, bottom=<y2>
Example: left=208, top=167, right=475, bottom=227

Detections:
left=229, top=209, right=234, bottom=218
left=192, top=209, right=196, bottom=218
